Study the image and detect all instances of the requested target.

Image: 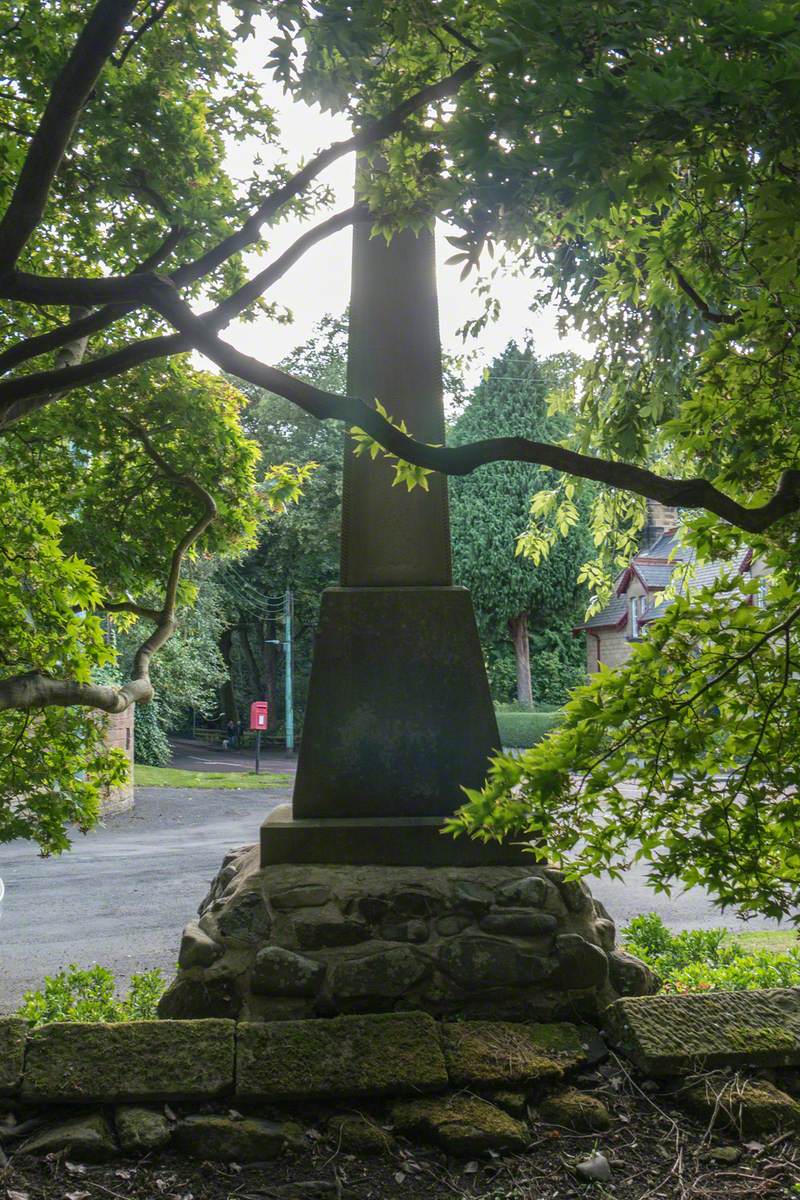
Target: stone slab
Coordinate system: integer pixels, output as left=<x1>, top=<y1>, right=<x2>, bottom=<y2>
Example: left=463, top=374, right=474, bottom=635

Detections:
left=290, top=587, right=500, bottom=823
left=0, top=1017, right=27, bottom=1097
left=236, top=1011, right=448, bottom=1102
left=441, top=1020, right=585, bottom=1089
left=261, top=806, right=534, bottom=867
left=21, top=1019, right=235, bottom=1103
left=604, top=988, right=800, bottom=1075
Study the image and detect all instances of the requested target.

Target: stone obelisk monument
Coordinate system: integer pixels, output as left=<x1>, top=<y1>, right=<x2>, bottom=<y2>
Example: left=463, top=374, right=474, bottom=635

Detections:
left=261, top=210, right=527, bottom=866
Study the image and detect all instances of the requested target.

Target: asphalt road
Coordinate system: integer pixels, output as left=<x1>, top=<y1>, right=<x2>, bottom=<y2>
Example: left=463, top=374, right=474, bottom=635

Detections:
left=0, top=775, right=782, bottom=1014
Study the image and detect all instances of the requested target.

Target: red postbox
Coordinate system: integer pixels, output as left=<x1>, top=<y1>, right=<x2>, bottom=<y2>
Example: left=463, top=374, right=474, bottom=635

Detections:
left=249, top=701, right=269, bottom=731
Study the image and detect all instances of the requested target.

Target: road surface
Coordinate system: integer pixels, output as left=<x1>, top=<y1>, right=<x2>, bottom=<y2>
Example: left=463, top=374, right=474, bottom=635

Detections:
left=0, top=772, right=782, bottom=1013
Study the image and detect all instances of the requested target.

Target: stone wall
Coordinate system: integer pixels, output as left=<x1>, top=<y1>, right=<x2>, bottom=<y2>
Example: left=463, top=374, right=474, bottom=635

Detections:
left=100, top=707, right=134, bottom=816
left=158, top=850, right=656, bottom=1023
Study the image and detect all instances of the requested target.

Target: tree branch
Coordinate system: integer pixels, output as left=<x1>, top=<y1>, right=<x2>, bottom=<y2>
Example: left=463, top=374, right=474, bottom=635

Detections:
left=668, top=261, right=739, bottom=326
left=0, top=0, right=138, bottom=270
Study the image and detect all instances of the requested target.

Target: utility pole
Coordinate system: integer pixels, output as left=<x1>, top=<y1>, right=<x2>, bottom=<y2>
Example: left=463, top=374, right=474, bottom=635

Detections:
left=284, top=588, right=294, bottom=753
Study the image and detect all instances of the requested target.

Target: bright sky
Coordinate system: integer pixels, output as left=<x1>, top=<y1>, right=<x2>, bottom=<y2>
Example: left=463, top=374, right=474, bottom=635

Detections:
left=221, top=18, right=590, bottom=388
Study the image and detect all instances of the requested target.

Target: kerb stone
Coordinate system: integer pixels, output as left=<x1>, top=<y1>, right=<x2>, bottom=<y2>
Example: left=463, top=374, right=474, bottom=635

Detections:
left=21, top=1019, right=235, bottom=1103
left=0, top=1017, right=27, bottom=1096
left=442, top=1021, right=585, bottom=1089
left=604, top=988, right=800, bottom=1075
left=236, top=1011, right=448, bottom=1102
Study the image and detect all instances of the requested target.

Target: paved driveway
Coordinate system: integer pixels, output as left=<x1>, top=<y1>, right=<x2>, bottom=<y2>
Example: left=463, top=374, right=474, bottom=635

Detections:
left=0, top=780, right=782, bottom=1014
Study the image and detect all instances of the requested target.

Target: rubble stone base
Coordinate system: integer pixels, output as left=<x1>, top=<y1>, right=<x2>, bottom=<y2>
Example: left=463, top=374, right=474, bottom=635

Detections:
left=157, top=846, right=656, bottom=1022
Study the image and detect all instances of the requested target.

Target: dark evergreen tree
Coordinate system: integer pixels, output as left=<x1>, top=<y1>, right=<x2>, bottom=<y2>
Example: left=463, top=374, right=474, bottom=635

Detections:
left=450, top=342, right=591, bottom=706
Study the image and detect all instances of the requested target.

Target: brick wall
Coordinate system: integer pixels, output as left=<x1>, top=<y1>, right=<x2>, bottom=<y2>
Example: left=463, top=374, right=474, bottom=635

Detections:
left=101, top=707, right=134, bottom=816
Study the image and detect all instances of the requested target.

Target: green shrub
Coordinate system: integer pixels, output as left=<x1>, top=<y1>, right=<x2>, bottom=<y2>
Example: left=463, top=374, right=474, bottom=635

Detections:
left=17, top=964, right=167, bottom=1025
left=134, top=700, right=171, bottom=766
left=496, top=709, right=562, bottom=748
left=623, top=912, right=800, bottom=993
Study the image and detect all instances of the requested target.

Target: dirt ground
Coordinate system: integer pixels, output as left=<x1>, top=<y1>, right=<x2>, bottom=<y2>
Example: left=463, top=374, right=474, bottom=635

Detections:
left=3, top=1058, right=798, bottom=1200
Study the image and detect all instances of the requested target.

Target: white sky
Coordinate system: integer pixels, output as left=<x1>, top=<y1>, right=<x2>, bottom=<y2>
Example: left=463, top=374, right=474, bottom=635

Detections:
left=220, top=18, right=590, bottom=388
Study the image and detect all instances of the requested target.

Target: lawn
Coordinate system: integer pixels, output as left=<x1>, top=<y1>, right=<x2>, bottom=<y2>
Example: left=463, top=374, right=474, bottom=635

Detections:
left=134, top=766, right=291, bottom=789
left=723, top=928, right=798, bottom=954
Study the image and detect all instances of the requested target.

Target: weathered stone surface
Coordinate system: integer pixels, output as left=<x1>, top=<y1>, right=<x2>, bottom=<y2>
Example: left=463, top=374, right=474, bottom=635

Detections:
left=496, top=877, right=548, bottom=908
left=172, top=1115, right=304, bottom=1162
left=329, top=947, right=428, bottom=1003
left=271, top=884, right=333, bottom=910
left=595, top=919, right=617, bottom=952
left=216, top=888, right=271, bottom=945
left=441, top=1021, right=585, bottom=1089
left=479, top=910, right=558, bottom=938
left=115, top=1106, right=171, bottom=1154
left=679, top=1079, right=800, bottom=1135
left=236, top=1012, right=448, bottom=1102
left=21, top=1112, right=118, bottom=1162
left=391, top=1094, right=527, bottom=1156
left=291, top=907, right=368, bottom=951
left=179, top=922, right=223, bottom=970
left=452, top=879, right=495, bottom=914
left=381, top=919, right=428, bottom=943
left=22, top=1020, right=235, bottom=1103
left=0, top=1018, right=26, bottom=1097
left=436, top=914, right=473, bottom=936
left=608, top=950, right=656, bottom=997
left=543, top=870, right=594, bottom=914
left=604, top=989, right=800, bottom=1075
left=538, top=1087, right=611, bottom=1132
left=157, top=974, right=241, bottom=1020
left=437, top=935, right=552, bottom=989
left=328, top=1114, right=396, bottom=1156
left=488, top=1090, right=528, bottom=1118
left=552, top=935, right=609, bottom=989
left=252, top=947, right=325, bottom=997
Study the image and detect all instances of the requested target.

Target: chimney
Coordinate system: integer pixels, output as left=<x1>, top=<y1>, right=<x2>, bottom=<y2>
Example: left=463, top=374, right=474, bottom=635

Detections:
left=642, top=498, right=679, bottom=549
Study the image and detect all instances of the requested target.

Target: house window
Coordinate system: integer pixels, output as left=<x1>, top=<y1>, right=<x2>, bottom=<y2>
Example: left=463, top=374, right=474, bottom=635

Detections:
left=629, top=596, right=639, bottom=639
left=757, top=579, right=768, bottom=609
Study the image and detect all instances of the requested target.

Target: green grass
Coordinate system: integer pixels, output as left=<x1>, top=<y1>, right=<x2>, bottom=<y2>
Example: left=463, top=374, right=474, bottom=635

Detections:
left=495, top=709, right=562, bottom=748
left=723, top=929, right=798, bottom=954
left=134, top=765, right=291, bottom=789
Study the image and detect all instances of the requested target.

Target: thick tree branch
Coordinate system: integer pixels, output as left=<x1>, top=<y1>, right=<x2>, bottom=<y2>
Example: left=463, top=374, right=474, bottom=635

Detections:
left=0, top=0, right=137, bottom=270
left=668, top=261, right=739, bottom=326
left=0, top=58, right=478, bottom=309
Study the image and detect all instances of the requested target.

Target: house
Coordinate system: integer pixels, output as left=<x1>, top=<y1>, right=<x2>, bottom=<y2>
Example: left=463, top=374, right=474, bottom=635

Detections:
left=574, top=501, right=766, bottom=674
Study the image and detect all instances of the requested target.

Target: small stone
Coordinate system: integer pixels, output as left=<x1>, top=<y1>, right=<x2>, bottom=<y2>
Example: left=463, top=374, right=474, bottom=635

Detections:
left=252, top=947, right=325, bottom=997
left=216, top=888, right=271, bottom=944
left=115, top=1106, right=171, bottom=1154
left=436, top=914, right=473, bottom=937
left=679, top=1079, right=800, bottom=1135
left=178, top=922, right=223, bottom=969
left=608, top=949, right=656, bottom=997
left=552, top=934, right=609, bottom=989
left=21, top=1112, right=118, bottom=1162
left=328, top=1114, right=395, bottom=1156
left=0, top=1018, right=26, bottom=1097
left=575, top=1151, right=611, bottom=1182
left=452, top=880, right=494, bottom=915
left=392, top=1094, right=527, bottom=1156
left=381, top=919, right=429, bottom=944
left=706, top=1145, right=742, bottom=1164
left=441, top=1021, right=585, bottom=1089
left=479, top=910, right=558, bottom=938
left=157, top=974, right=240, bottom=1020
left=496, top=877, right=548, bottom=908
left=488, top=1090, right=528, bottom=1118
left=538, top=1088, right=611, bottom=1132
left=543, top=871, right=594, bottom=914
left=292, top=907, right=368, bottom=951
left=329, top=947, right=427, bottom=1002
left=437, top=935, right=540, bottom=989
left=271, top=885, right=333, bottom=910
left=595, top=919, right=617, bottom=952
left=172, top=1115, right=303, bottom=1162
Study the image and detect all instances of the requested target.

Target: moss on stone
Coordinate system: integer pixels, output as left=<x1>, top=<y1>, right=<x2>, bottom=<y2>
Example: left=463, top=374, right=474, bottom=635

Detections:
left=172, top=1115, right=303, bottom=1162
left=115, top=1106, right=172, bottom=1154
left=441, top=1021, right=585, bottom=1089
left=20, top=1112, right=118, bottom=1162
left=328, top=1114, right=396, bottom=1156
left=680, top=1078, right=800, bottom=1136
left=391, top=1094, right=528, bottom=1156
left=724, top=1025, right=795, bottom=1053
left=236, top=1011, right=448, bottom=1102
left=537, top=1087, right=612, bottom=1132
left=0, top=1017, right=26, bottom=1097
left=21, top=1019, right=235, bottom=1103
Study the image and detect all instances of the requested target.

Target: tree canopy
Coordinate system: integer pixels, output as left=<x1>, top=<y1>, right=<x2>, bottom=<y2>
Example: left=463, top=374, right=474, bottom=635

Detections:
left=1, top=0, right=799, bottom=913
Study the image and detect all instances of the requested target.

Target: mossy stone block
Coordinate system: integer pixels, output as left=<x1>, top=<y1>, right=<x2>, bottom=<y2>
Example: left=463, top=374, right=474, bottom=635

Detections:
left=0, top=1017, right=27, bottom=1097
left=236, top=1011, right=448, bottom=1102
left=538, top=1087, right=611, bottom=1132
left=680, top=1078, right=800, bottom=1135
left=391, top=1094, right=528, bottom=1156
left=115, top=1105, right=172, bottom=1154
left=442, top=1021, right=585, bottom=1089
left=22, top=1019, right=235, bottom=1103
left=604, top=989, right=800, bottom=1076
left=328, top=1114, right=396, bottom=1156
left=172, top=1115, right=304, bottom=1162
left=21, top=1112, right=118, bottom=1162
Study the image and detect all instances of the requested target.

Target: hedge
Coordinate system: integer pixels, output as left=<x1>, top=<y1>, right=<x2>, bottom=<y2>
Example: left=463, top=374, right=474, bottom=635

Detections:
left=496, top=710, right=562, bottom=749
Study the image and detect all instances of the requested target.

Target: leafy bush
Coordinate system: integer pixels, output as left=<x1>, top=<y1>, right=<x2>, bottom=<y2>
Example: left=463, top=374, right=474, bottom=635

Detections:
left=496, top=710, right=562, bottom=748
left=17, top=964, right=167, bottom=1025
left=623, top=912, right=800, bottom=993
left=134, top=700, right=171, bottom=766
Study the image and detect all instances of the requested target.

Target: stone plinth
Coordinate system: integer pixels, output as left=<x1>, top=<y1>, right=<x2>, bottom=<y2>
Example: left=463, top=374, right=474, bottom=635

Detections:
left=158, top=847, right=656, bottom=1023
left=100, top=707, right=134, bottom=816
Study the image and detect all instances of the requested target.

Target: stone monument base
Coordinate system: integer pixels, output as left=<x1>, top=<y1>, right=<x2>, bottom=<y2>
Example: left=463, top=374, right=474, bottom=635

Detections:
left=158, top=847, right=656, bottom=1024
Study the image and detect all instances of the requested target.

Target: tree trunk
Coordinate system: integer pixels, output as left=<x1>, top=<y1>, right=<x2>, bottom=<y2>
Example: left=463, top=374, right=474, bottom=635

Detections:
left=218, top=627, right=238, bottom=722
left=508, top=612, right=533, bottom=708
left=237, top=623, right=262, bottom=700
